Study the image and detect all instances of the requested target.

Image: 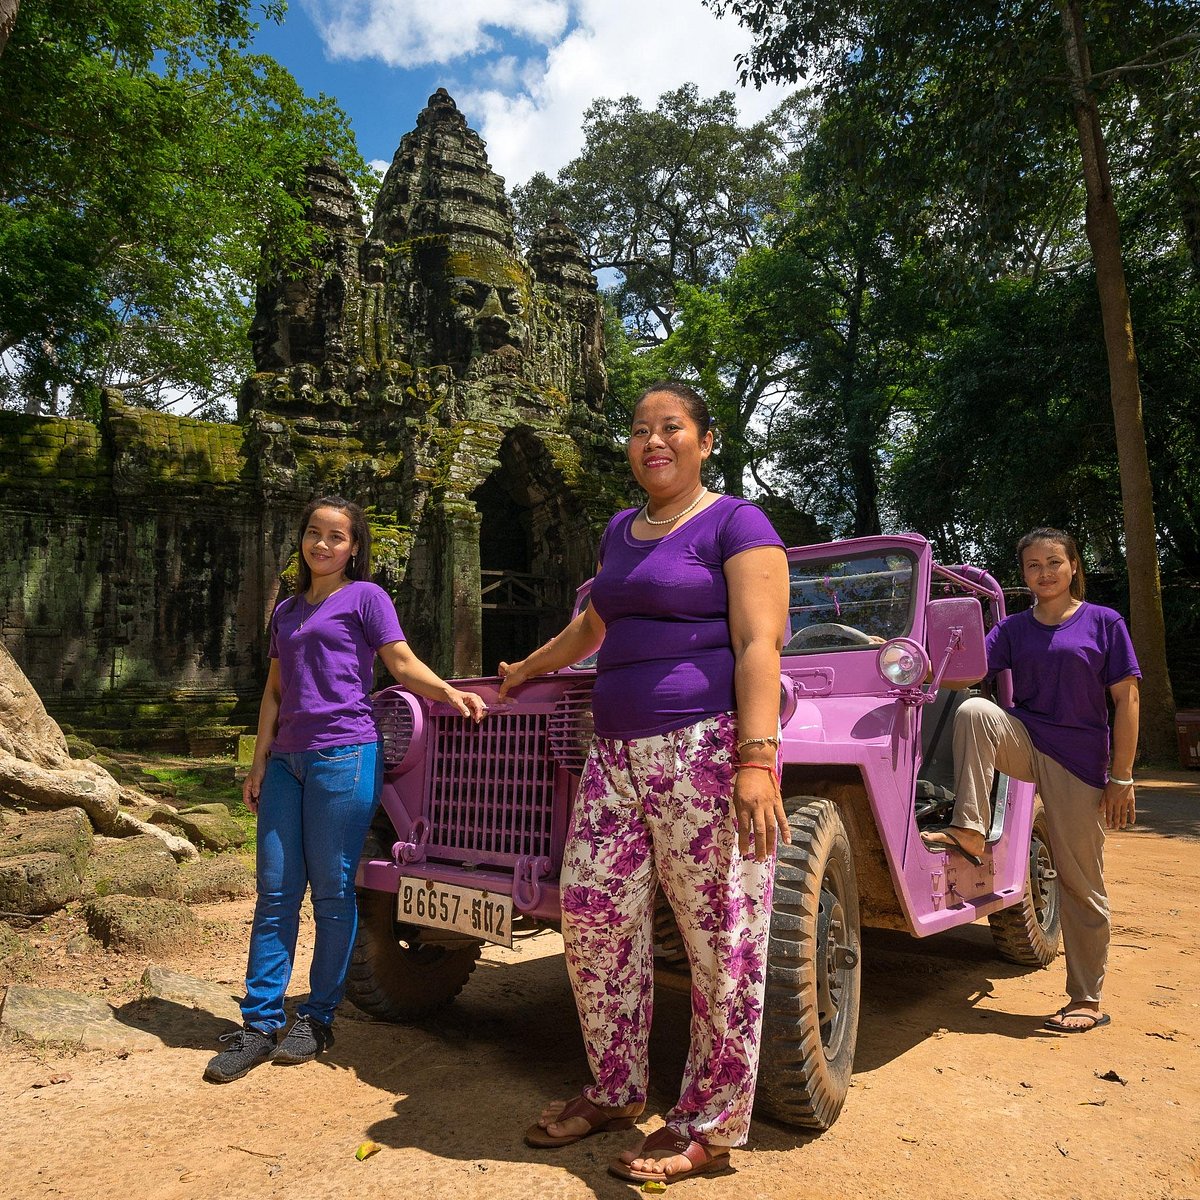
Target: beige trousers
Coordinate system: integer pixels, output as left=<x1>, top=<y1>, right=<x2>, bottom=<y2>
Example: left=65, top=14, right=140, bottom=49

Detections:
left=951, top=696, right=1109, bottom=1004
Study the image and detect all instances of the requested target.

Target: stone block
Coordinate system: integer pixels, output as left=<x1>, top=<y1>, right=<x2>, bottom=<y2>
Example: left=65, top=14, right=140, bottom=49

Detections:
left=0, top=984, right=161, bottom=1051
left=149, top=806, right=247, bottom=851
left=0, top=806, right=93, bottom=876
left=85, top=834, right=184, bottom=900
left=82, top=894, right=200, bottom=954
left=179, top=854, right=255, bottom=903
left=0, top=851, right=82, bottom=914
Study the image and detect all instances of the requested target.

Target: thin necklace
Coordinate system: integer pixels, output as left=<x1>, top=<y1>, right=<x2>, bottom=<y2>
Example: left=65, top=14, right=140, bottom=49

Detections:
left=297, top=582, right=345, bottom=629
left=642, top=486, right=708, bottom=526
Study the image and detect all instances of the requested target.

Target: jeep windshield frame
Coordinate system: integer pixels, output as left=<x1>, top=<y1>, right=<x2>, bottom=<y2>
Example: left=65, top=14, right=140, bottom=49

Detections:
left=784, top=548, right=918, bottom=655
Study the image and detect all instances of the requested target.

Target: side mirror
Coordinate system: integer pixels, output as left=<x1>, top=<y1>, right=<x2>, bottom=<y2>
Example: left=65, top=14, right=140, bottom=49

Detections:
left=925, top=597, right=987, bottom=689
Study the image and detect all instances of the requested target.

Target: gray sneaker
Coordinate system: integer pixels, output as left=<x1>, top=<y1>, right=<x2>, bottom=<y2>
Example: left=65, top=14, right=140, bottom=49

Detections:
left=204, top=1024, right=279, bottom=1082
left=274, top=1014, right=334, bottom=1065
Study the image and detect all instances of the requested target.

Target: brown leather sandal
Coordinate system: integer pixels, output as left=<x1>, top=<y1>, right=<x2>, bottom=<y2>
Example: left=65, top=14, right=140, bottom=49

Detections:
left=608, top=1127, right=732, bottom=1183
left=524, top=1094, right=644, bottom=1148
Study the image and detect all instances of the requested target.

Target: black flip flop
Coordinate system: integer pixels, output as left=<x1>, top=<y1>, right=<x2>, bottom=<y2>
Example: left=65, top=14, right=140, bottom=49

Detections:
left=1044, top=1009, right=1111, bottom=1033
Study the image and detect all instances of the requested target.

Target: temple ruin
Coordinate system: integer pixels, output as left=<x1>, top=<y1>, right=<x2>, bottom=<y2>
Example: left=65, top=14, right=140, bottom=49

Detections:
left=0, top=90, right=626, bottom=748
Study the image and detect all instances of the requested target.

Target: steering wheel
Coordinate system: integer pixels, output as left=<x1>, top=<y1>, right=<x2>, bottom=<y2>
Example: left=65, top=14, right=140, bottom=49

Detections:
left=786, top=622, right=876, bottom=650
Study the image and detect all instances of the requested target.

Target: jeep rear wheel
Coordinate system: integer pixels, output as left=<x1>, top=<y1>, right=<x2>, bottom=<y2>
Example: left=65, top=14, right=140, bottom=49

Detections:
left=345, top=886, right=482, bottom=1021
left=988, top=798, right=1061, bottom=967
left=757, top=796, right=861, bottom=1130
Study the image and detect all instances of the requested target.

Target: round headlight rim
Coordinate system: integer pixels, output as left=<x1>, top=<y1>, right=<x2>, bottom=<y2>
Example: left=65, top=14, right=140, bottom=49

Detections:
left=876, top=637, right=930, bottom=688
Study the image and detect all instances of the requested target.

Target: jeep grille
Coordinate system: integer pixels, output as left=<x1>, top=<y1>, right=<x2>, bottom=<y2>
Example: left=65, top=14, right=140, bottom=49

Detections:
left=425, top=711, right=556, bottom=865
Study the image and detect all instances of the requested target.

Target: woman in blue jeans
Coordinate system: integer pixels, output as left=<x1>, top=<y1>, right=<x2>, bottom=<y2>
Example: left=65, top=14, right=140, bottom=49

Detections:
left=206, top=495, right=485, bottom=1083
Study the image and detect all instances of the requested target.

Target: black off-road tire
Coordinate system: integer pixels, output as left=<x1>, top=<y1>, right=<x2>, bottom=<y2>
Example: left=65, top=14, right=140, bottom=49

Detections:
left=756, top=796, right=861, bottom=1131
left=345, top=886, right=482, bottom=1021
left=988, top=798, right=1062, bottom=967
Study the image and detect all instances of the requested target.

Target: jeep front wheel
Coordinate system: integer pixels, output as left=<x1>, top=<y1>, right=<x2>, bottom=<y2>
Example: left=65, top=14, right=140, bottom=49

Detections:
left=988, top=798, right=1062, bottom=967
left=756, top=796, right=861, bottom=1130
left=345, top=886, right=482, bottom=1021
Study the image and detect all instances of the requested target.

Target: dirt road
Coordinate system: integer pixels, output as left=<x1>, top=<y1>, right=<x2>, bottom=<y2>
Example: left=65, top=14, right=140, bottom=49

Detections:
left=2, top=771, right=1197, bottom=1200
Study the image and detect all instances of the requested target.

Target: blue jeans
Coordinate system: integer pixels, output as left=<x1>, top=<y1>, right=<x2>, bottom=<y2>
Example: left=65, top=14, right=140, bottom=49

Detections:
left=241, top=742, right=382, bottom=1031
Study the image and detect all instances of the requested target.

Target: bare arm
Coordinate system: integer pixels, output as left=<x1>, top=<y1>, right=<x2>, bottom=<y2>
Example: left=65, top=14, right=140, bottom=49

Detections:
left=726, top=545, right=791, bottom=860
left=376, top=640, right=486, bottom=721
left=1103, top=675, right=1140, bottom=830
left=497, top=603, right=607, bottom=700
left=243, top=659, right=282, bottom=813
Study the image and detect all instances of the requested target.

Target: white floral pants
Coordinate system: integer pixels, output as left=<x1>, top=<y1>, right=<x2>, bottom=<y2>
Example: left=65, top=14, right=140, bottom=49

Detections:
left=560, top=712, right=775, bottom=1147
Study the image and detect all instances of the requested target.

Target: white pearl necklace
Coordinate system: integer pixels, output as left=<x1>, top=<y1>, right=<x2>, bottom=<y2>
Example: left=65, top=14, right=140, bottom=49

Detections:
left=642, top=487, right=708, bottom=526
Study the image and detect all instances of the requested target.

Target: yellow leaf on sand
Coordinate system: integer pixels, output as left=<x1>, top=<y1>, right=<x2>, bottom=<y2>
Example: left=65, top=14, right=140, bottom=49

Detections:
left=355, top=1142, right=382, bottom=1162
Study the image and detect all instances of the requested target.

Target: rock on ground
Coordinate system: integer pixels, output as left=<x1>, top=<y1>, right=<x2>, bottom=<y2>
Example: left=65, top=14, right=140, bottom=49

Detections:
left=82, top=895, right=199, bottom=954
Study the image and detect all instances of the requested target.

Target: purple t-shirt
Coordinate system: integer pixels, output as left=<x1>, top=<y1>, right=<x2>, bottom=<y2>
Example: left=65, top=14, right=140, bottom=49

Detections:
left=987, top=603, right=1140, bottom=788
left=588, top=495, right=785, bottom=740
left=268, top=581, right=405, bottom=753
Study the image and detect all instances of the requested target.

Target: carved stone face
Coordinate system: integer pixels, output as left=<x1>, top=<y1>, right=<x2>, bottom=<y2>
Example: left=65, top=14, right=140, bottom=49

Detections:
left=442, top=247, right=531, bottom=361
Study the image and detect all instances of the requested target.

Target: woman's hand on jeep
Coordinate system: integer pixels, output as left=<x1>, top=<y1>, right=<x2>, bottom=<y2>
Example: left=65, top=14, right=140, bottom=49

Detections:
left=445, top=687, right=487, bottom=722
left=497, top=659, right=530, bottom=701
left=733, top=766, right=791, bottom=861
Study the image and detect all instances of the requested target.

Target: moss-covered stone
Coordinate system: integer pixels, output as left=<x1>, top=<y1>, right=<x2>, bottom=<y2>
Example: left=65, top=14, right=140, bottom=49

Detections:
left=0, top=852, right=82, bottom=914
left=82, top=894, right=199, bottom=954
left=85, top=835, right=184, bottom=900
left=179, top=854, right=256, bottom=903
left=0, top=806, right=93, bottom=877
left=148, top=805, right=248, bottom=851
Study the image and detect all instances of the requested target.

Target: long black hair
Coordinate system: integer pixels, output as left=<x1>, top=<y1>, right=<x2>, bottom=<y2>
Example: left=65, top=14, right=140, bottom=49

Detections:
left=294, top=495, right=372, bottom=595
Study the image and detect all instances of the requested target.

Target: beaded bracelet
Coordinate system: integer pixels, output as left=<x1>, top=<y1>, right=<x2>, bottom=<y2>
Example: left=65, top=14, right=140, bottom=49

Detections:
left=735, top=762, right=779, bottom=782
left=737, top=736, right=780, bottom=752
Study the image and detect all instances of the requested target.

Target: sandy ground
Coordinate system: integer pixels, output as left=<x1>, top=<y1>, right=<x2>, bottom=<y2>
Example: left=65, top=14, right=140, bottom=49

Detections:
left=1, top=771, right=1198, bottom=1200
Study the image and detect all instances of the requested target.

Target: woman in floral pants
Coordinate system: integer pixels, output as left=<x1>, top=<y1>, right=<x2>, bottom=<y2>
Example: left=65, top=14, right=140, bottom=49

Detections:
left=499, top=380, right=789, bottom=1184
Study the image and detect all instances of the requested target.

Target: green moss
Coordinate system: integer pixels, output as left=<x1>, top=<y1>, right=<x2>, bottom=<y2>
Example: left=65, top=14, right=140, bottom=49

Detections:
left=105, top=403, right=248, bottom=487
left=0, top=412, right=109, bottom=491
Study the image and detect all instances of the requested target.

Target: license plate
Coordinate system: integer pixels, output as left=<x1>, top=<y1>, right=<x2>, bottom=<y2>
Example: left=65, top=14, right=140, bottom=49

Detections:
left=395, top=878, right=513, bottom=948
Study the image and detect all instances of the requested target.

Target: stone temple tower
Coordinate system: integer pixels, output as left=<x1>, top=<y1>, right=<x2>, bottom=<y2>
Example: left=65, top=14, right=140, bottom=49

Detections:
left=240, top=89, right=625, bottom=676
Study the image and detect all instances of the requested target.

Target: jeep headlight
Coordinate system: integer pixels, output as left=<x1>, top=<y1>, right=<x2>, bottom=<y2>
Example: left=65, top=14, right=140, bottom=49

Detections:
left=372, top=688, right=425, bottom=773
left=877, top=638, right=929, bottom=688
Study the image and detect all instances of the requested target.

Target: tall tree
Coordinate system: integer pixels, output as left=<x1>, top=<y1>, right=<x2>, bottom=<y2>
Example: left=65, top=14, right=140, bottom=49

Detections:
left=708, top=0, right=1199, bottom=758
left=513, top=85, right=791, bottom=345
left=0, top=0, right=17, bottom=57
left=0, top=0, right=367, bottom=417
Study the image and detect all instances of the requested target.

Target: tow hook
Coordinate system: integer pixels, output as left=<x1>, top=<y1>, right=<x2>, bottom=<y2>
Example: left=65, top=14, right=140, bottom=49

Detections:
left=833, top=945, right=859, bottom=970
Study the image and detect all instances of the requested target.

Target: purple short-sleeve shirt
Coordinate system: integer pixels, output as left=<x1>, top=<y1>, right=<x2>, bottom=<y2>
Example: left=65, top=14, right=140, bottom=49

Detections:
left=269, top=580, right=405, bottom=753
left=588, top=495, right=785, bottom=740
left=987, top=602, right=1140, bottom=788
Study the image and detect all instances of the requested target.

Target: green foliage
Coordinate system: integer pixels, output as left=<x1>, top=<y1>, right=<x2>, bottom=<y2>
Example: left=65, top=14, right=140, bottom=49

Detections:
left=0, top=0, right=368, bottom=417
left=513, top=84, right=794, bottom=344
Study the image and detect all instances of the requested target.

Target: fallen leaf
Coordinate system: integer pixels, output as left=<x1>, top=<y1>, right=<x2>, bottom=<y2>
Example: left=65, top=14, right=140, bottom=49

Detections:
left=1080, top=1099, right=1106, bottom=1106
left=1095, top=1069, right=1127, bottom=1086
left=1056, top=1143, right=1069, bottom=1157
left=1019, top=1081, right=1033, bottom=1089
left=355, top=1141, right=381, bottom=1162
left=641, top=1183, right=667, bottom=1194
left=1145, top=1031, right=1176, bottom=1041
left=31, top=1074, right=71, bottom=1089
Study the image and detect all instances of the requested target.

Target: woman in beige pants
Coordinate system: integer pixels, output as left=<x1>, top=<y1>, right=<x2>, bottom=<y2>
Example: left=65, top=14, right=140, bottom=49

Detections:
left=923, top=527, right=1140, bottom=1033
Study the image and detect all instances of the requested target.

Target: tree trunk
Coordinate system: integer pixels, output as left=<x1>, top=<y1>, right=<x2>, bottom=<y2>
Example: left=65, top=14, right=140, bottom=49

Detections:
left=0, top=0, right=18, bottom=59
left=841, top=259, right=881, bottom=537
left=0, top=643, right=196, bottom=857
left=1059, top=1, right=1177, bottom=761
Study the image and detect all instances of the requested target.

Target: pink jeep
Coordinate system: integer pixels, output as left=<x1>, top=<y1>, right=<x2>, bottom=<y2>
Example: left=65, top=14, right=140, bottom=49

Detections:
left=351, top=533, right=1060, bottom=1129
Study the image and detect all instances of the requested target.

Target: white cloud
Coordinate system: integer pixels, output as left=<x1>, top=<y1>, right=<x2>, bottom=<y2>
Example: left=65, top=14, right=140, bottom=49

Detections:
left=303, top=0, right=796, bottom=184
left=305, top=0, right=569, bottom=67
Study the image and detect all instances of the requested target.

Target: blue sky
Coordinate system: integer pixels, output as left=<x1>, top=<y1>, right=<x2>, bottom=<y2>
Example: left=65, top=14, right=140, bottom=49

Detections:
left=248, top=0, right=795, bottom=188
